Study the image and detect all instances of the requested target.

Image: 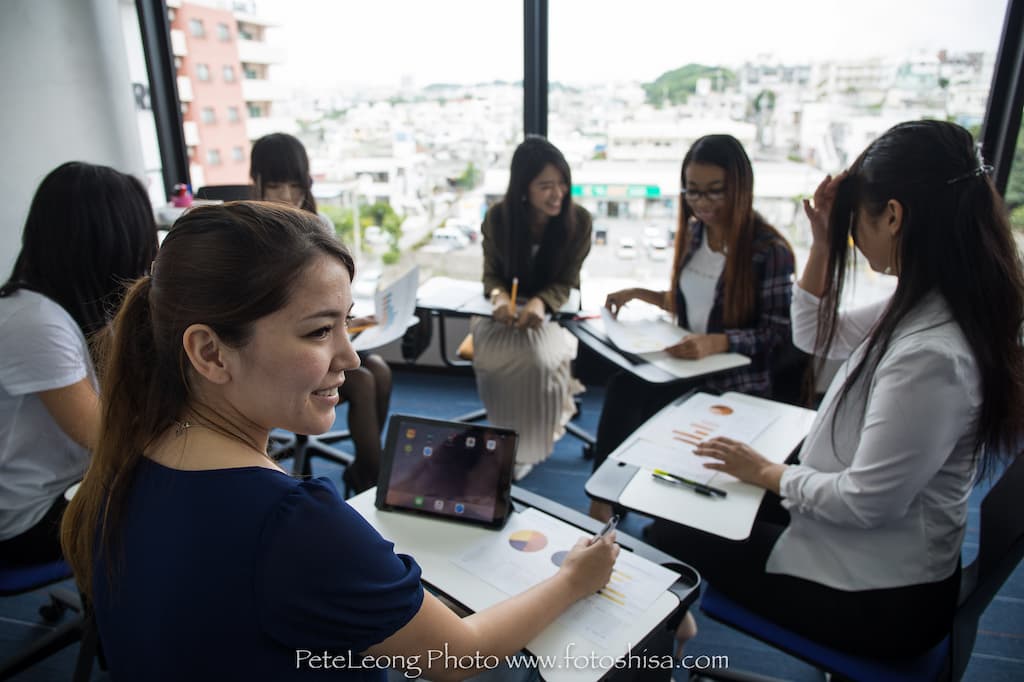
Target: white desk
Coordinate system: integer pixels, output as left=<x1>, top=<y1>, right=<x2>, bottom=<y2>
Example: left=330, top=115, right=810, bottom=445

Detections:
left=347, top=488, right=696, bottom=682
left=586, top=392, right=816, bottom=540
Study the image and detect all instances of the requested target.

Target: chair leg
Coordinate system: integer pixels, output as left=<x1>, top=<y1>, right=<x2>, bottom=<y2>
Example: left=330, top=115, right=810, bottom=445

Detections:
left=0, top=615, right=84, bottom=679
left=72, top=612, right=100, bottom=681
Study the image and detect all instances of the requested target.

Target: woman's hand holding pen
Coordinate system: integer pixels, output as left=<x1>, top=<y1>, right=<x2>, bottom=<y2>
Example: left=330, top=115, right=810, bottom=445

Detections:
left=557, top=535, right=619, bottom=600
left=491, top=291, right=516, bottom=325
left=604, top=288, right=636, bottom=318
left=694, top=437, right=785, bottom=494
left=516, top=297, right=545, bottom=330
left=665, top=334, right=727, bottom=359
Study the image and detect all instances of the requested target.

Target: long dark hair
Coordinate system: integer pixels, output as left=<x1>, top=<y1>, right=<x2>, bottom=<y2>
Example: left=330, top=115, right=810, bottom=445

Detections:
left=61, top=202, right=355, bottom=597
left=0, top=162, right=158, bottom=337
left=672, top=134, right=791, bottom=327
left=250, top=133, right=317, bottom=214
left=494, top=136, right=578, bottom=297
left=818, top=120, right=1024, bottom=474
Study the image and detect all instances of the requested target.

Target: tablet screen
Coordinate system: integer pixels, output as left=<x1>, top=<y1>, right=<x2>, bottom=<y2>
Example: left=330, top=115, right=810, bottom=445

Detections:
left=376, top=415, right=517, bottom=528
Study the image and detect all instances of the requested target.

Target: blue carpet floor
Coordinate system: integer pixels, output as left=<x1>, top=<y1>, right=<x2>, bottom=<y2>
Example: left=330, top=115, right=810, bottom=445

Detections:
left=2, top=367, right=1022, bottom=681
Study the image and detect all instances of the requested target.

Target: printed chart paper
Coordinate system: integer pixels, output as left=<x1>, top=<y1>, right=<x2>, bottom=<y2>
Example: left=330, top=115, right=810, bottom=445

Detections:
left=351, top=266, right=419, bottom=351
left=613, top=392, right=779, bottom=484
left=454, top=508, right=678, bottom=647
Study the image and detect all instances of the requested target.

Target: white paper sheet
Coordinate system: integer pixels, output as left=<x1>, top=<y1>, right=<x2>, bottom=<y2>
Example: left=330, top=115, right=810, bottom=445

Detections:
left=453, top=508, right=679, bottom=647
left=599, top=308, right=687, bottom=354
left=350, top=266, right=420, bottom=351
left=612, top=392, right=779, bottom=484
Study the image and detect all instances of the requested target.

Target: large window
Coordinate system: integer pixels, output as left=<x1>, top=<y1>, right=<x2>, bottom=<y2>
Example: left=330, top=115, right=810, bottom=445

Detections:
left=549, top=0, right=1009, bottom=309
left=187, top=0, right=522, bottom=278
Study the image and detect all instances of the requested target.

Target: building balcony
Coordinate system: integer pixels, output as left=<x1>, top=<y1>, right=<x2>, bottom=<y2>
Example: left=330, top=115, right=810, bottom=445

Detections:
left=237, top=38, right=283, bottom=65
left=170, top=29, right=187, bottom=57
left=241, top=78, right=285, bottom=102
left=183, top=121, right=200, bottom=147
left=177, top=75, right=193, bottom=103
left=246, top=115, right=299, bottom=140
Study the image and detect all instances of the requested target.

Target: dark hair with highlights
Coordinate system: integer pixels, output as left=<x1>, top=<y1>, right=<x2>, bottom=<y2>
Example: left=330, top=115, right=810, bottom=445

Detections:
left=672, top=134, right=792, bottom=327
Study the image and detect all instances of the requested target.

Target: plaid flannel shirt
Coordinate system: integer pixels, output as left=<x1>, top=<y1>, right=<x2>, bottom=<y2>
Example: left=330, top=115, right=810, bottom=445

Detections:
left=674, top=222, right=795, bottom=397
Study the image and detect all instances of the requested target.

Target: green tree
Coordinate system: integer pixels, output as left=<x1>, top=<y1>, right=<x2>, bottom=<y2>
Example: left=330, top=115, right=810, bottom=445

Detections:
left=319, top=201, right=405, bottom=250
left=456, top=162, right=479, bottom=189
left=1005, top=119, right=1024, bottom=213
left=642, top=64, right=737, bottom=107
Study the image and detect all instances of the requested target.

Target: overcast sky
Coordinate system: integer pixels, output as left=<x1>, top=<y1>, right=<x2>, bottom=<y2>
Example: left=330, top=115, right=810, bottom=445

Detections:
left=258, top=0, right=1010, bottom=89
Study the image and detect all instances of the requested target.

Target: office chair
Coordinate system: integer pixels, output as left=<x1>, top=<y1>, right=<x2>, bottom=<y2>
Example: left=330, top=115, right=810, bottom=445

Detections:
left=695, top=451, right=1024, bottom=682
left=0, top=559, right=99, bottom=680
left=194, top=184, right=253, bottom=201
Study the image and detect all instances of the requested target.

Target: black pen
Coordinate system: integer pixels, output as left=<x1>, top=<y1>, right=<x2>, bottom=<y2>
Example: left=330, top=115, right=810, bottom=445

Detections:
left=651, top=469, right=728, bottom=498
left=590, top=514, right=620, bottom=543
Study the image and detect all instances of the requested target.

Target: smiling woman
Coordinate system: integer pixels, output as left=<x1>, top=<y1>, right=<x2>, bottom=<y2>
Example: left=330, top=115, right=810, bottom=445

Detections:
left=59, top=201, right=618, bottom=681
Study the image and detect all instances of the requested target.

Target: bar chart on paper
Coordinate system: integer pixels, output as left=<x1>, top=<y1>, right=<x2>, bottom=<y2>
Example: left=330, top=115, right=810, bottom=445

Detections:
left=454, top=508, right=679, bottom=646
left=612, top=392, right=779, bottom=484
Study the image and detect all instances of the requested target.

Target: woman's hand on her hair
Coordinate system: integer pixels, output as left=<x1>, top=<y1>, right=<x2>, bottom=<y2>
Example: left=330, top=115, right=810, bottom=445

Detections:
left=604, top=288, right=636, bottom=318
left=803, top=171, right=848, bottom=249
left=694, top=437, right=785, bottom=494
left=558, top=535, right=619, bottom=601
left=515, top=297, right=545, bottom=330
left=664, top=334, right=728, bottom=359
left=491, top=292, right=515, bottom=325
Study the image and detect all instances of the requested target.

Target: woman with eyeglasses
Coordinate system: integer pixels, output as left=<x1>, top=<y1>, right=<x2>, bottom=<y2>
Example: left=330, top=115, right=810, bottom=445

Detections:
left=590, top=134, right=795, bottom=520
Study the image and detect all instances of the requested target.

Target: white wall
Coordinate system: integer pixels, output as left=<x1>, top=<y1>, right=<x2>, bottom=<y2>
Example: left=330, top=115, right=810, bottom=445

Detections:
left=0, top=0, right=146, bottom=275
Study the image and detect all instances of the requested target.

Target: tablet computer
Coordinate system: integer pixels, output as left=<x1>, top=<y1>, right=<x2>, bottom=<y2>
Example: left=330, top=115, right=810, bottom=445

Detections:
left=375, top=414, right=518, bottom=529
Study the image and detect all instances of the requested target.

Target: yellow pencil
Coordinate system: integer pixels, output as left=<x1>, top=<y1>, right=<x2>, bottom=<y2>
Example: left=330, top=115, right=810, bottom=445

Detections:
left=348, top=323, right=377, bottom=335
left=509, top=276, right=519, bottom=315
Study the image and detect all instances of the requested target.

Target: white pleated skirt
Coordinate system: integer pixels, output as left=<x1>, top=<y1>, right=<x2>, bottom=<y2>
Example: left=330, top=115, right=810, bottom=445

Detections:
left=471, top=317, right=583, bottom=465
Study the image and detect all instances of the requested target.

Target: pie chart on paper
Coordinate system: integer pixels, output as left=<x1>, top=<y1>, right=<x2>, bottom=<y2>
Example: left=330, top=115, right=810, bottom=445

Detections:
left=508, top=529, right=548, bottom=552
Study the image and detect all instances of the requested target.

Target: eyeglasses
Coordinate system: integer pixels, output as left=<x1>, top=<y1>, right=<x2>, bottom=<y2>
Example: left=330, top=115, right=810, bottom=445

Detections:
left=681, top=187, right=727, bottom=203
left=679, top=187, right=729, bottom=202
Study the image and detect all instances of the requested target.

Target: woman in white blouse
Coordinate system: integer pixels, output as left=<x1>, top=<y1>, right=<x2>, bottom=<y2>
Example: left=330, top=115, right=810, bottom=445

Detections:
left=648, top=120, right=1024, bottom=658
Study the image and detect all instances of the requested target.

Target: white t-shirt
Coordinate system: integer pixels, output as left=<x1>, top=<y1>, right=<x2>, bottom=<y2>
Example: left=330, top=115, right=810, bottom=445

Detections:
left=678, top=235, right=726, bottom=334
left=0, top=290, right=95, bottom=540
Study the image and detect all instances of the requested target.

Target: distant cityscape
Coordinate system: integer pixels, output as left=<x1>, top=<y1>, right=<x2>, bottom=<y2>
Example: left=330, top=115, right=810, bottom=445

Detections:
left=159, top=0, right=1015, bottom=301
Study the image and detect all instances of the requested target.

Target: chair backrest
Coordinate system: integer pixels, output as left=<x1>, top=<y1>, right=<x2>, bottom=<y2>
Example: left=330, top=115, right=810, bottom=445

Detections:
left=0, top=559, right=73, bottom=596
left=194, top=184, right=253, bottom=201
left=950, top=453, right=1024, bottom=680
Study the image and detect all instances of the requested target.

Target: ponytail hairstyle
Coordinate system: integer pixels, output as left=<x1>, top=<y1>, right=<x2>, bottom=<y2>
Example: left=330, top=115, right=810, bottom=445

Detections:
left=817, top=119, right=1024, bottom=475
left=61, top=202, right=355, bottom=596
left=671, top=134, right=792, bottom=327
left=250, top=133, right=317, bottom=214
left=496, top=135, right=578, bottom=297
left=0, top=162, right=158, bottom=338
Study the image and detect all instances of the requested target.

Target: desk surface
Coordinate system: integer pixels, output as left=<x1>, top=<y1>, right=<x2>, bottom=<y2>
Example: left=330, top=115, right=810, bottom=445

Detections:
left=586, top=392, right=816, bottom=540
left=348, top=486, right=698, bottom=682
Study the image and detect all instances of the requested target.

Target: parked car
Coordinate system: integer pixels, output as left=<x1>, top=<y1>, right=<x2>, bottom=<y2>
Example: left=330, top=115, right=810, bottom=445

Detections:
left=617, top=236, right=637, bottom=259
left=643, top=225, right=663, bottom=247
left=648, top=238, right=669, bottom=261
left=364, top=225, right=392, bottom=247
left=423, top=226, right=470, bottom=253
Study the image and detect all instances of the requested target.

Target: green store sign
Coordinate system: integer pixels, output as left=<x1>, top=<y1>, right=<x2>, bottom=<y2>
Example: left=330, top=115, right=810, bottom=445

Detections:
left=571, top=184, right=661, bottom=199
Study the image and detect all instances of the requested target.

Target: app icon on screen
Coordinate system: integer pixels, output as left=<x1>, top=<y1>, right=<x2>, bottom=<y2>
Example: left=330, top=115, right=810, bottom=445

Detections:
left=486, top=440, right=496, bottom=451
left=413, top=496, right=424, bottom=507
left=423, top=446, right=433, bottom=457
left=465, top=436, right=476, bottom=447
left=433, top=499, right=445, bottom=511
left=454, top=503, right=465, bottom=514
left=405, top=428, right=416, bottom=439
